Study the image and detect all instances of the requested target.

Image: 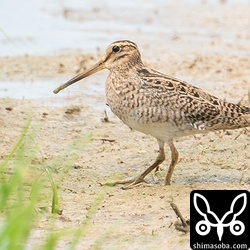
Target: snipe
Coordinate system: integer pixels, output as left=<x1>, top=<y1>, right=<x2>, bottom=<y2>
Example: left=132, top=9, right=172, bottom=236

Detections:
left=54, top=40, right=250, bottom=189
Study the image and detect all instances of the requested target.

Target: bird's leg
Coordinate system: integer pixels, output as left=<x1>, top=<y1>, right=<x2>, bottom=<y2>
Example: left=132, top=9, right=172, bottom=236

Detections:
left=165, top=141, right=179, bottom=185
left=106, top=140, right=165, bottom=189
left=122, top=140, right=166, bottom=189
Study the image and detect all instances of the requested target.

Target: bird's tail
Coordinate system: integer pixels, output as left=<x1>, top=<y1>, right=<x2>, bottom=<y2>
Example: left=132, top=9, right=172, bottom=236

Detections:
left=208, top=102, right=250, bottom=130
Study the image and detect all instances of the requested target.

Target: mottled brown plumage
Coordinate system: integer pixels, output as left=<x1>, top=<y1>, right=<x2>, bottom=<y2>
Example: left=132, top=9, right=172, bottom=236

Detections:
left=54, top=40, right=250, bottom=189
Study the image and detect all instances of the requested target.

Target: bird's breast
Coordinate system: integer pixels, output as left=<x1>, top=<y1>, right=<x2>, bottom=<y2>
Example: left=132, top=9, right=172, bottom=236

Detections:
left=106, top=81, right=198, bottom=140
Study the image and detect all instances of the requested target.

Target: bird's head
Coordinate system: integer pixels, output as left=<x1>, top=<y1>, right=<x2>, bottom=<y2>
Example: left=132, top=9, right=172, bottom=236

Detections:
left=53, top=40, right=142, bottom=94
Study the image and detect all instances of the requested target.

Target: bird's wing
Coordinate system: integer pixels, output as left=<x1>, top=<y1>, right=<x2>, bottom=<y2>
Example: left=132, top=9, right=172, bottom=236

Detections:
left=138, top=68, right=221, bottom=130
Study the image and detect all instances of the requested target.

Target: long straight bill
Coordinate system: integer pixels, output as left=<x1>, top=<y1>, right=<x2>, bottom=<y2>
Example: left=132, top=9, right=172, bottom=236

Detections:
left=53, top=60, right=104, bottom=94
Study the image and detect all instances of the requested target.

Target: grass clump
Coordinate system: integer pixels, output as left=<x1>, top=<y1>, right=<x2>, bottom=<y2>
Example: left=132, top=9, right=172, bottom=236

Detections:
left=0, top=117, right=41, bottom=249
left=0, top=116, right=107, bottom=249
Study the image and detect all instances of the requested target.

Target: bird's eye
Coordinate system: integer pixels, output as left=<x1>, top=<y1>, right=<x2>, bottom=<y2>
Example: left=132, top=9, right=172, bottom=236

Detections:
left=112, top=45, right=120, bottom=53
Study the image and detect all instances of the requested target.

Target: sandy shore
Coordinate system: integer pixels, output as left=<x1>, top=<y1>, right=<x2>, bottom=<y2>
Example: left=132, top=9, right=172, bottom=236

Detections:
left=0, top=1, right=249, bottom=249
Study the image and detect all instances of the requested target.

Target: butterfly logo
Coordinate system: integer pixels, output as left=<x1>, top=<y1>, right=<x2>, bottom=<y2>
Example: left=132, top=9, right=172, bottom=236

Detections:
left=193, top=193, right=247, bottom=241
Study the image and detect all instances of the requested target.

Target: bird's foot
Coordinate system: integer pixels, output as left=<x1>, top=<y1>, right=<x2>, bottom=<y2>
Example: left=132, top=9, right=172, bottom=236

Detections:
left=104, top=176, right=149, bottom=190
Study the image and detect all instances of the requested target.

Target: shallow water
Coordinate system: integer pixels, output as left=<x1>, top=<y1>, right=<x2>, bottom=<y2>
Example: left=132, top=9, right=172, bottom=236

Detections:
left=0, top=0, right=248, bottom=57
left=0, top=77, right=106, bottom=109
left=0, top=0, right=249, bottom=104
